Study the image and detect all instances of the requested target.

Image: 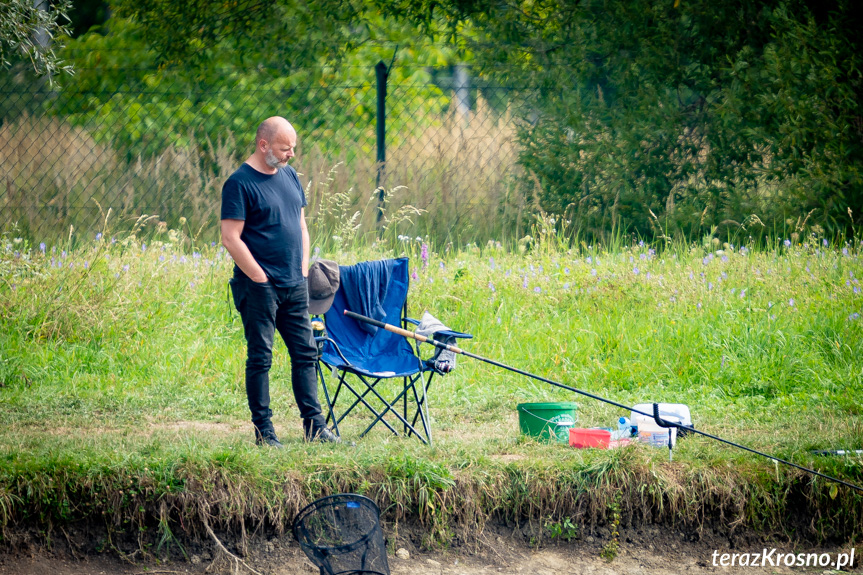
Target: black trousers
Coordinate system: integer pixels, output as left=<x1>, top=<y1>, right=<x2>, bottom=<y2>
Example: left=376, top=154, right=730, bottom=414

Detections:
left=230, top=275, right=323, bottom=435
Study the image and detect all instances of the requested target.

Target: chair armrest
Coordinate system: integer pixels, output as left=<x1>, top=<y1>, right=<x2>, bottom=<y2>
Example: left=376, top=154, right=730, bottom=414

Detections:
left=317, top=336, right=355, bottom=367
left=404, top=317, right=473, bottom=340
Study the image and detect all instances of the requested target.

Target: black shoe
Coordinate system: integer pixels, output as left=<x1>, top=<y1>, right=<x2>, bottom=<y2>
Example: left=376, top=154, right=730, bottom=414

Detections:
left=303, top=418, right=342, bottom=443
left=255, top=430, right=284, bottom=449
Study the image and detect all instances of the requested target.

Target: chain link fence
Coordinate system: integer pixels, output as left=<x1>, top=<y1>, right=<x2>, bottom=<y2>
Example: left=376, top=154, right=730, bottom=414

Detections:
left=1, top=63, right=532, bottom=248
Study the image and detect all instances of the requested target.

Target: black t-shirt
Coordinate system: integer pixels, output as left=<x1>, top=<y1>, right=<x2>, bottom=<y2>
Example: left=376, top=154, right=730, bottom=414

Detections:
left=221, top=163, right=307, bottom=287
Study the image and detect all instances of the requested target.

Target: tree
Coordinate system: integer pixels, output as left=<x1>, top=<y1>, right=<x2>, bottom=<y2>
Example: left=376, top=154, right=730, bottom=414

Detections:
left=0, top=0, right=74, bottom=79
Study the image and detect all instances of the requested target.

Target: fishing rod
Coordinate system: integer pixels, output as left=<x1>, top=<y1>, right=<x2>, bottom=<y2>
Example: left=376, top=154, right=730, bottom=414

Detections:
left=343, top=310, right=863, bottom=493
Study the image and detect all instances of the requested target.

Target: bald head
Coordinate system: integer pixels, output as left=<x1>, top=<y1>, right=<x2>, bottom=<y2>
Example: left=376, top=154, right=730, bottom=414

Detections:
left=256, top=116, right=295, bottom=146
left=252, top=116, right=297, bottom=172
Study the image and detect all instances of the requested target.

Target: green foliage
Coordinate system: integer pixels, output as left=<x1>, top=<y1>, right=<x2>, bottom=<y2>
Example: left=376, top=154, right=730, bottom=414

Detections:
left=51, top=9, right=458, bottom=162
left=410, top=0, right=863, bottom=240
left=600, top=492, right=621, bottom=561
left=544, top=516, right=578, bottom=541
left=0, top=0, right=73, bottom=79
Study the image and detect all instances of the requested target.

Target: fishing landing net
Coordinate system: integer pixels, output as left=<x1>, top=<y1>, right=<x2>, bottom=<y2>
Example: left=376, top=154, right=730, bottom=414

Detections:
left=293, top=494, right=390, bottom=575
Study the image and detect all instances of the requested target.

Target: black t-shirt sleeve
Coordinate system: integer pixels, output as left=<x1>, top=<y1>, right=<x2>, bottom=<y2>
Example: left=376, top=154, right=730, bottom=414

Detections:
left=221, top=176, right=246, bottom=220
left=289, top=168, right=307, bottom=208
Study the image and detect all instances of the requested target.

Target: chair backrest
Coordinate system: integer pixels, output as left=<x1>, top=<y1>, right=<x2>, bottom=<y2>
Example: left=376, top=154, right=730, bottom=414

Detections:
left=322, top=258, right=420, bottom=374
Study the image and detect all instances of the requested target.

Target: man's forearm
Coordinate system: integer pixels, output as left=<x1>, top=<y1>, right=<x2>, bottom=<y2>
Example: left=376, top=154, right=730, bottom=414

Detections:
left=223, top=237, right=267, bottom=282
left=301, top=226, right=310, bottom=278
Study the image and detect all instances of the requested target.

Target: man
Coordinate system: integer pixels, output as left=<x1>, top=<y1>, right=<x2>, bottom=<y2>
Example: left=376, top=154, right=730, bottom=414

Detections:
left=221, top=116, right=338, bottom=446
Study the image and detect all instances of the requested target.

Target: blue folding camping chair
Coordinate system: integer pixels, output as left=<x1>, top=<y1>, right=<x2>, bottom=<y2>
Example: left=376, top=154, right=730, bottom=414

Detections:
left=313, top=257, right=471, bottom=445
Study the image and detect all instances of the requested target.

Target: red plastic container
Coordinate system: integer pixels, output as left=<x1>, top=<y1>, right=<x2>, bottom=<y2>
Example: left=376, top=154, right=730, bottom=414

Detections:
left=569, top=428, right=611, bottom=449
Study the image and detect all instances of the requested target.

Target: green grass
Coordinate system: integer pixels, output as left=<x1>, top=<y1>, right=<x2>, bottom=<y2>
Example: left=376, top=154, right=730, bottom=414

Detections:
left=1, top=227, right=863, bottom=549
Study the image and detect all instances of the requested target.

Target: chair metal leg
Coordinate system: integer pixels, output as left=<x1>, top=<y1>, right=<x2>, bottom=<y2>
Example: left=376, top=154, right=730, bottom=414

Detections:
left=342, top=379, right=401, bottom=436
left=338, top=375, right=383, bottom=423
left=316, top=362, right=340, bottom=437
left=411, top=372, right=435, bottom=445
left=359, top=375, right=429, bottom=444
left=407, top=374, right=432, bottom=444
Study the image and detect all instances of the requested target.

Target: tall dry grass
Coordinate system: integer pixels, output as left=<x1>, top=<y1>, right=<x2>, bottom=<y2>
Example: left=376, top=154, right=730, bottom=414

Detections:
left=0, top=115, right=118, bottom=237
left=2, top=97, right=526, bottom=245
left=1, top=115, right=237, bottom=241
left=299, top=93, right=525, bottom=246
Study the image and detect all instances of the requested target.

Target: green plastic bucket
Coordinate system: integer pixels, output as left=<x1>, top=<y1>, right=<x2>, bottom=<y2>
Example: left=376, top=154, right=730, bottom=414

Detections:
left=517, top=402, right=578, bottom=443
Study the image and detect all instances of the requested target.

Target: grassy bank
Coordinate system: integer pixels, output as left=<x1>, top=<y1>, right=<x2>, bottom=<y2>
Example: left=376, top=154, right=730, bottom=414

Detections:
left=1, top=226, right=862, bottom=552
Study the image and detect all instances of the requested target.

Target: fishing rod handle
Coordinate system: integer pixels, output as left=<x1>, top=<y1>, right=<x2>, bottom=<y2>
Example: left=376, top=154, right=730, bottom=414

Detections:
left=343, top=310, right=462, bottom=353
left=343, top=309, right=430, bottom=343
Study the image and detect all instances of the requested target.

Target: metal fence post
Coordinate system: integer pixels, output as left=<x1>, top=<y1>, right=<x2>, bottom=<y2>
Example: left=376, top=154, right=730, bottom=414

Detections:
left=375, top=60, right=388, bottom=223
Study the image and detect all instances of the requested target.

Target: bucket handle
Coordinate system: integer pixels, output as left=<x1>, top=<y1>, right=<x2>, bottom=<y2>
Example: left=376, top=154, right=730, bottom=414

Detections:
left=520, top=408, right=578, bottom=427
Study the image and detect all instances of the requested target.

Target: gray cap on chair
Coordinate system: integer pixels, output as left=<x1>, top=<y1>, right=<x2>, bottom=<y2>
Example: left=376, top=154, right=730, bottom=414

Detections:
left=308, top=260, right=340, bottom=314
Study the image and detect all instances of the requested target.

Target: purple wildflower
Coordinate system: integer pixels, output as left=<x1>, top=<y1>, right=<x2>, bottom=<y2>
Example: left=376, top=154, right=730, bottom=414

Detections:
left=141, top=243, right=146, bottom=251
left=421, top=243, right=429, bottom=267
left=789, top=298, right=795, bottom=307
left=534, top=286, right=542, bottom=293
left=411, top=269, right=418, bottom=280
left=96, top=233, right=102, bottom=241
left=590, top=269, right=597, bottom=276
left=489, top=257, right=495, bottom=270
left=564, top=267, right=570, bottom=274
left=633, top=267, right=639, bottom=275
left=784, top=239, right=791, bottom=247
left=488, top=282, right=495, bottom=292
left=823, top=239, right=828, bottom=247
left=39, top=242, right=46, bottom=253
left=522, top=277, right=528, bottom=289
left=850, top=313, right=860, bottom=321
left=843, top=247, right=849, bottom=256
left=123, top=264, right=129, bottom=272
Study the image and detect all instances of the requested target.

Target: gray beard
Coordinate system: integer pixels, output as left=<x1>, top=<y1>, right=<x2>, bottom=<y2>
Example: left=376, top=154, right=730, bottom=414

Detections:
left=265, top=149, right=288, bottom=169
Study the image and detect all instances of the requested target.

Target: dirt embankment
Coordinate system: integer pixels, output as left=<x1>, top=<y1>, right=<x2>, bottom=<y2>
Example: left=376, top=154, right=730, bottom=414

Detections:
left=1, top=521, right=860, bottom=575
